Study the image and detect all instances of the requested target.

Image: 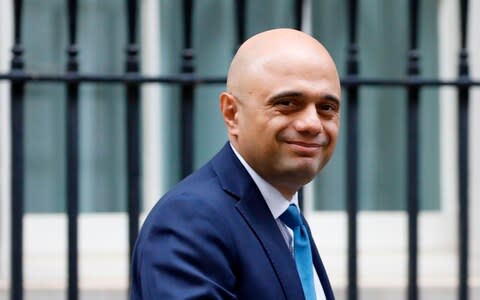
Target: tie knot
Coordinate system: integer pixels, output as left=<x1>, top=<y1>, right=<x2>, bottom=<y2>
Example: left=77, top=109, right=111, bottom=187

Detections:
left=279, top=204, right=303, bottom=229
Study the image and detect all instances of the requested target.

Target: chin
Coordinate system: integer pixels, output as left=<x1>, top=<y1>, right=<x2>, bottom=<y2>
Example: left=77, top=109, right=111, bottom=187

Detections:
left=294, top=158, right=322, bottom=173
left=298, top=170, right=318, bottom=183
left=283, top=165, right=318, bottom=184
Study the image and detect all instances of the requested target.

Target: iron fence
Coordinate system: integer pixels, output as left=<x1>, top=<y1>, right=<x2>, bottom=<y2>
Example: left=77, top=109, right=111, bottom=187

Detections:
left=0, top=0, right=476, bottom=300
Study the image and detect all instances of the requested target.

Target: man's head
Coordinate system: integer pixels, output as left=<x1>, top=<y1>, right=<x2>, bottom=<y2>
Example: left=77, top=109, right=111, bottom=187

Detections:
left=220, top=28, right=341, bottom=199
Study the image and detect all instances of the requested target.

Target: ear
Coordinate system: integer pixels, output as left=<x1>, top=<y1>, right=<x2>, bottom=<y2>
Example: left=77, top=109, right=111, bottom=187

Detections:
left=219, top=92, right=239, bottom=136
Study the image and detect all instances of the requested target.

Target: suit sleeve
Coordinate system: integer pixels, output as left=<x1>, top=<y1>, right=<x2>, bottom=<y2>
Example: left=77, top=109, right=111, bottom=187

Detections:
left=131, top=193, right=237, bottom=300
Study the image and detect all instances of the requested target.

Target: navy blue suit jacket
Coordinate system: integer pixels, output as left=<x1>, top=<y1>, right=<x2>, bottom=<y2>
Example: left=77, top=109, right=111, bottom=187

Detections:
left=131, top=143, right=334, bottom=300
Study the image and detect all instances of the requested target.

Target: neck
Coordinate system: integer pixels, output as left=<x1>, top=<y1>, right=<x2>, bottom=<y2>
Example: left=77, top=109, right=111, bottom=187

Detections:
left=275, top=185, right=297, bottom=201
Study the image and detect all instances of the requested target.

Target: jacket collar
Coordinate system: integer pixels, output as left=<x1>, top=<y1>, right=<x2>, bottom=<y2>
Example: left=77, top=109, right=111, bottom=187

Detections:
left=211, top=143, right=335, bottom=300
left=211, top=143, right=305, bottom=300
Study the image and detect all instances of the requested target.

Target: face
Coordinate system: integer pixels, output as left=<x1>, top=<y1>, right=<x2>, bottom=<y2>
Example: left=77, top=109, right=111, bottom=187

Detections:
left=221, top=36, right=341, bottom=198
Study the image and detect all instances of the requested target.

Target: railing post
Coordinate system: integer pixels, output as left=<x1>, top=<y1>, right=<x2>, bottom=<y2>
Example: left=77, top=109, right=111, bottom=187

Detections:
left=407, top=1, right=420, bottom=300
left=10, top=1, right=25, bottom=300
left=346, top=1, right=359, bottom=299
left=125, top=0, right=141, bottom=290
left=293, top=0, right=304, bottom=31
left=234, top=0, right=246, bottom=52
left=66, top=1, right=79, bottom=300
left=180, top=0, right=195, bottom=178
left=457, top=1, right=470, bottom=299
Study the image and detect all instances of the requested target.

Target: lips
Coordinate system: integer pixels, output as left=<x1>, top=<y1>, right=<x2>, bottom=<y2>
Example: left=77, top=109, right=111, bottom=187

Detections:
left=285, top=141, right=324, bottom=156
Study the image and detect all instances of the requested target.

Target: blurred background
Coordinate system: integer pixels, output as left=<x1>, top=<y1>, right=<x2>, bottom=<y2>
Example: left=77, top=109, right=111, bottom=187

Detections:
left=0, top=0, right=479, bottom=299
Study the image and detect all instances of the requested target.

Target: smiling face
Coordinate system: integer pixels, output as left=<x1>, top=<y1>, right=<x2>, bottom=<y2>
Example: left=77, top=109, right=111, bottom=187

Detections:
left=220, top=29, right=341, bottom=199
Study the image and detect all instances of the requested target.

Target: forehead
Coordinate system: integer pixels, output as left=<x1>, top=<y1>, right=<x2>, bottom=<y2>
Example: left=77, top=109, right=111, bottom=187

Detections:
left=260, top=46, right=337, bottom=75
left=249, top=50, right=341, bottom=100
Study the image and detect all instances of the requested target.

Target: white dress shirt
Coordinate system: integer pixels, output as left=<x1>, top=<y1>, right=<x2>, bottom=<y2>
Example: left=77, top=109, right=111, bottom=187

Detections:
left=230, top=144, right=326, bottom=300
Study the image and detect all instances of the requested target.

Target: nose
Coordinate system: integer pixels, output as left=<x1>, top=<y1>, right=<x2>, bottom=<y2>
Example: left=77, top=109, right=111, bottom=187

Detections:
left=293, top=104, right=323, bottom=136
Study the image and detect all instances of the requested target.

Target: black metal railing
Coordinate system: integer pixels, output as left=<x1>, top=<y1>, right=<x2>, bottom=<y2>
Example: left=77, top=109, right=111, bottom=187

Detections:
left=406, top=1, right=421, bottom=300
left=0, top=1, right=476, bottom=300
left=66, top=0, right=79, bottom=299
left=345, top=0, right=359, bottom=298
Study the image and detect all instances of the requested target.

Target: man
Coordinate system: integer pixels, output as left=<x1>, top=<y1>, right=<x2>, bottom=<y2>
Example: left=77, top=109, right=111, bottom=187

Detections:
left=131, top=28, right=341, bottom=300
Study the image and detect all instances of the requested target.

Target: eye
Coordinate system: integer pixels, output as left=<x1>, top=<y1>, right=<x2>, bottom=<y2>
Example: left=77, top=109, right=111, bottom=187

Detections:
left=317, top=101, right=339, bottom=112
left=275, top=99, right=294, bottom=107
left=316, top=102, right=340, bottom=118
left=271, top=98, right=301, bottom=113
left=319, top=103, right=335, bottom=111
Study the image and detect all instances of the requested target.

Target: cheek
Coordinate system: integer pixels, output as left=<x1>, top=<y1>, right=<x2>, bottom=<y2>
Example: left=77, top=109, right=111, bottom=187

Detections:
left=269, top=116, right=293, bottom=136
left=325, top=120, right=340, bottom=140
left=237, top=111, right=256, bottom=136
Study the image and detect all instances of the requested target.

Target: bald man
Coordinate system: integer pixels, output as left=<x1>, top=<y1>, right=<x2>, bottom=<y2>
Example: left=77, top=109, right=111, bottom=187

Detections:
left=131, top=28, right=340, bottom=300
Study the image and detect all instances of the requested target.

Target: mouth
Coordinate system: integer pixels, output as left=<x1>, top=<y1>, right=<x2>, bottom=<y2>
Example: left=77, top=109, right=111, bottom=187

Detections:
left=285, top=141, right=324, bottom=156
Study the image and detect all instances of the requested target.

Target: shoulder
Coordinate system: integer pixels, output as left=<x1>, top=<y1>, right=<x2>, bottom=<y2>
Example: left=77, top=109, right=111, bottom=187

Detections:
left=131, top=162, right=240, bottom=299
left=159, top=160, right=235, bottom=214
left=138, top=160, right=239, bottom=244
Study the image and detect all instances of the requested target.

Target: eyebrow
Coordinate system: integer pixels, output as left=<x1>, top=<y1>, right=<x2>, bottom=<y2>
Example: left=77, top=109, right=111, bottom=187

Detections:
left=269, top=90, right=341, bottom=105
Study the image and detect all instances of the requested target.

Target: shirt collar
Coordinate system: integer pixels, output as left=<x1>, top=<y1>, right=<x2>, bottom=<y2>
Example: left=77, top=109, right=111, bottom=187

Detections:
left=230, top=143, right=298, bottom=219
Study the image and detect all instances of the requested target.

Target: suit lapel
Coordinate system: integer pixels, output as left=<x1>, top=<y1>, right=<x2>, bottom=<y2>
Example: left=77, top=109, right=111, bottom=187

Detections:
left=304, top=218, right=335, bottom=300
left=236, top=186, right=305, bottom=300
left=211, top=144, right=305, bottom=300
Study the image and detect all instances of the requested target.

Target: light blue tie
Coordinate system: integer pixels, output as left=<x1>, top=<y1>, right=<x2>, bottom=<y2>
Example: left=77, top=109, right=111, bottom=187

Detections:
left=280, top=204, right=317, bottom=300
